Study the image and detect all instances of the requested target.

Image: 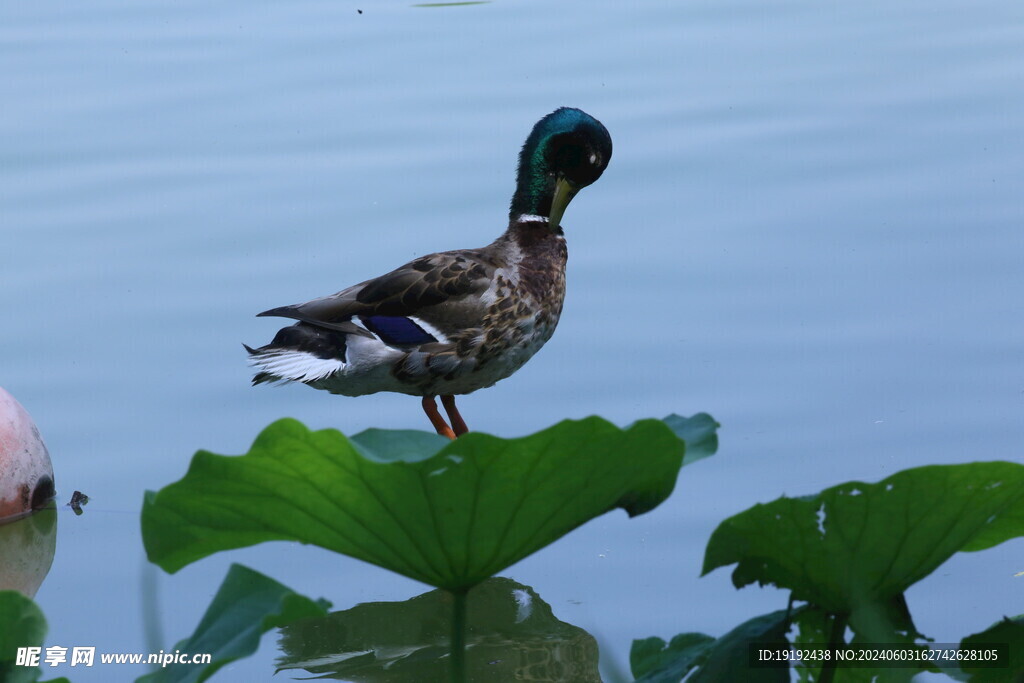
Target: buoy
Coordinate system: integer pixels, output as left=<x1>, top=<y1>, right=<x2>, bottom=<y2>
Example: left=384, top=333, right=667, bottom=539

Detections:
left=0, top=387, right=56, bottom=523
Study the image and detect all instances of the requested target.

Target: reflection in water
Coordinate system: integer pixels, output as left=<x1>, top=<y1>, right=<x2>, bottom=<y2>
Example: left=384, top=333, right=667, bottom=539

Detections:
left=278, top=577, right=601, bottom=682
left=0, top=508, right=57, bottom=599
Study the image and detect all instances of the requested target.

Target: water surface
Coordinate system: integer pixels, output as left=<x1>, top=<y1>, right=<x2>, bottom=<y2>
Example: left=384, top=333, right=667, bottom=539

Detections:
left=3, top=0, right=1023, bottom=679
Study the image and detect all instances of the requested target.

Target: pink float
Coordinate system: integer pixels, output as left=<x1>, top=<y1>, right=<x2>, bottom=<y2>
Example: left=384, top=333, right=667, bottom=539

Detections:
left=0, top=387, right=55, bottom=523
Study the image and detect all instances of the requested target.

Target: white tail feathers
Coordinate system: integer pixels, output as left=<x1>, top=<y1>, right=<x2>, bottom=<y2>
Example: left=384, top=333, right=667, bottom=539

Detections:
left=249, top=349, right=346, bottom=383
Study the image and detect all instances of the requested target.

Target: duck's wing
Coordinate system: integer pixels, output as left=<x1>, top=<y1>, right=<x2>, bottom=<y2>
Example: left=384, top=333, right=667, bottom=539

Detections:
left=258, top=249, right=496, bottom=336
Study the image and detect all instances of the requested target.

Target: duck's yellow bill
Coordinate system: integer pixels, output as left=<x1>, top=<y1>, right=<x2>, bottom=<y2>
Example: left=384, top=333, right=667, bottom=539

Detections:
left=548, top=177, right=579, bottom=228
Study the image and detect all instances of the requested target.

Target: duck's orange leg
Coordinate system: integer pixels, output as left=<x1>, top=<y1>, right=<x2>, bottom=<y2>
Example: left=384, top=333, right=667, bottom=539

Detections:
left=440, top=394, right=468, bottom=436
left=422, top=396, right=456, bottom=439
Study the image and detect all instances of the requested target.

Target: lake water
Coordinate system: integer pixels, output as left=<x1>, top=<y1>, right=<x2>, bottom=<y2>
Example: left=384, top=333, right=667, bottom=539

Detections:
left=3, top=0, right=1023, bottom=680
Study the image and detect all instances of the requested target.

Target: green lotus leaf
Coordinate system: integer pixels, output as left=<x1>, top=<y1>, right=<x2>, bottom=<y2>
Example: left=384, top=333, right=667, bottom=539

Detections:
left=791, top=607, right=934, bottom=683
left=136, top=563, right=328, bottom=683
left=0, top=590, right=69, bottom=683
left=277, top=577, right=599, bottom=681
left=632, top=610, right=791, bottom=682
left=958, top=615, right=1024, bottom=681
left=703, top=462, right=1024, bottom=640
left=143, top=414, right=716, bottom=591
left=630, top=632, right=715, bottom=682
left=662, top=413, right=719, bottom=465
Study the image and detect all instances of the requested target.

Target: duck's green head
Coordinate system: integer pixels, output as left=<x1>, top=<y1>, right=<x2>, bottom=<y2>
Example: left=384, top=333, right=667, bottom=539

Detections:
left=510, top=107, right=612, bottom=228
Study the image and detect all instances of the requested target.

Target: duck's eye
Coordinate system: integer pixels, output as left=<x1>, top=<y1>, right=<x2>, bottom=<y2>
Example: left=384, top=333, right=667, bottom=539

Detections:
left=549, top=136, right=606, bottom=186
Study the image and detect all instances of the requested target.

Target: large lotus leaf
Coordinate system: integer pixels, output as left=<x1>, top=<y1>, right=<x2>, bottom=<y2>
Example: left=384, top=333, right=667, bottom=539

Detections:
left=703, top=462, right=1024, bottom=639
left=143, top=414, right=716, bottom=591
left=277, top=577, right=600, bottom=682
left=136, top=563, right=329, bottom=683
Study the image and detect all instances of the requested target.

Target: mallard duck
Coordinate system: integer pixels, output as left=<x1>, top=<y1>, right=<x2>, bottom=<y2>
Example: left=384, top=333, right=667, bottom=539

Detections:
left=246, top=107, right=612, bottom=438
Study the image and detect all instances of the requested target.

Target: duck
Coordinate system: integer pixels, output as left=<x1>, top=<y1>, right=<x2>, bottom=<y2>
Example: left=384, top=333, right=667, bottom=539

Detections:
left=246, top=107, right=612, bottom=439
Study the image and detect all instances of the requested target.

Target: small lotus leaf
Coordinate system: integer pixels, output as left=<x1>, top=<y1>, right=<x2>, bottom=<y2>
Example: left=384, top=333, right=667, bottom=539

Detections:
left=958, top=615, right=1024, bottom=681
left=0, top=591, right=69, bottom=683
left=135, top=563, right=328, bottom=683
left=632, top=610, right=791, bottom=682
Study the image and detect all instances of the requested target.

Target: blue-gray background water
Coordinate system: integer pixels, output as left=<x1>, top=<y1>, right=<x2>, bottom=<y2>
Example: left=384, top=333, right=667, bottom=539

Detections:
left=3, top=0, right=1023, bottom=680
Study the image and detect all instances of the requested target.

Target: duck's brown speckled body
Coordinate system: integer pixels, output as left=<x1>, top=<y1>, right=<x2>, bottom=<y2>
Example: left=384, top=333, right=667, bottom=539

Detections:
left=246, top=107, right=611, bottom=438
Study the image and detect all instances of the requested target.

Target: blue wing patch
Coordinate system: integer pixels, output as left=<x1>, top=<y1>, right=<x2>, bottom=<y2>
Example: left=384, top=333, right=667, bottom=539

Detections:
left=360, top=316, right=437, bottom=347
